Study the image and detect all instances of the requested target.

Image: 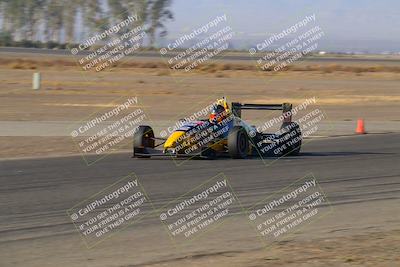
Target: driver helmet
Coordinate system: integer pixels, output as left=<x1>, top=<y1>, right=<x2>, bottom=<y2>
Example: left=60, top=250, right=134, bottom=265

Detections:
left=209, top=104, right=226, bottom=122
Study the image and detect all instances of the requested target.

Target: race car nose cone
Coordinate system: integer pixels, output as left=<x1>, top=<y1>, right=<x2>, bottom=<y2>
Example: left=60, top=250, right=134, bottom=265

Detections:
left=163, top=131, right=186, bottom=149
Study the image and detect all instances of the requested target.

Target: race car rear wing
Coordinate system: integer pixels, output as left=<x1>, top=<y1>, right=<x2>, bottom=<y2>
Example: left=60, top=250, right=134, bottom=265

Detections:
left=231, top=102, right=293, bottom=122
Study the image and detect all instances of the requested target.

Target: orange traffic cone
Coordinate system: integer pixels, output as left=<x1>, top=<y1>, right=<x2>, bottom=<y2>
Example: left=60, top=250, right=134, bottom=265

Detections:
left=356, top=119, right=365, bottom=134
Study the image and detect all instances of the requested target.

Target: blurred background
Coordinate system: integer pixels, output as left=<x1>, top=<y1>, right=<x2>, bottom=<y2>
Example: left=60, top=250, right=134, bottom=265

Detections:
left=1, top=0, right=400, bottom=53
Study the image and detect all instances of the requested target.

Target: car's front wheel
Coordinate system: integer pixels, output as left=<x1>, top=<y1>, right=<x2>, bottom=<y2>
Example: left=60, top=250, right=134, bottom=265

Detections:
left=133, top=125, right=155, bottom=158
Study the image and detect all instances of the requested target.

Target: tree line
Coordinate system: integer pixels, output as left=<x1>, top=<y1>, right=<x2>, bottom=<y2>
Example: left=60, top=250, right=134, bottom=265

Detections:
left=0, top=0, right=173, bottom=48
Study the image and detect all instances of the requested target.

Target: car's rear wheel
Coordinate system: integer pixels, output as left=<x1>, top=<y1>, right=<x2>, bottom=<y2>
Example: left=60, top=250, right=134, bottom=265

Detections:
left=280, top=122, right=302, bottom=156
left=228, top=126, right=249, bottom=159
left=133, top=126, right=155, bottom=158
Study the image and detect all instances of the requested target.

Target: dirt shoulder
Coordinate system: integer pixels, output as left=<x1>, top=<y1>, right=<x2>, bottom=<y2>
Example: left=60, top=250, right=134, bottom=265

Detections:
left=144, top=229, right=400, bottom=267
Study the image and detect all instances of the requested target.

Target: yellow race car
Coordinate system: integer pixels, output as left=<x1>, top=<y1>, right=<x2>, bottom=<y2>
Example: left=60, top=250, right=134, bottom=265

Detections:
left=133, top=98, right=302, bottom=159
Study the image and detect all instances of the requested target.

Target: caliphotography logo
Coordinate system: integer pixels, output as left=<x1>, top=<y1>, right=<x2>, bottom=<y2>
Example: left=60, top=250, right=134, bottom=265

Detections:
left=1, top=1, right=399, bottom=267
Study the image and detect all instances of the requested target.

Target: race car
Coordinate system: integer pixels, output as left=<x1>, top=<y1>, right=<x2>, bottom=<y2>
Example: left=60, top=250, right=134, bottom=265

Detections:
left=133, top=97, right=302, bottom=159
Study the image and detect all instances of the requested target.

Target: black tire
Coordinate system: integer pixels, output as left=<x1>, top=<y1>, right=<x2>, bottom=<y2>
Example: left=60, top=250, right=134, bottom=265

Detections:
left=133, top=126, right=155, bottom=158
left=228, top=126, right=249, bottom=159
left=280, top=122, right=302, bottom=156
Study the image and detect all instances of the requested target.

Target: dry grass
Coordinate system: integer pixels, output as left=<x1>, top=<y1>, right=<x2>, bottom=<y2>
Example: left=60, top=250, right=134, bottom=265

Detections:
left=288, top=64, right=400, bottom=73
left=1, top=57, right=400, bottom=74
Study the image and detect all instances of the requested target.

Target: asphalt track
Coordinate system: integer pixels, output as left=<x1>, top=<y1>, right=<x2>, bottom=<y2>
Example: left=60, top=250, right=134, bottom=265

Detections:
left=0, top=133, right=399, bottom=266
left=1, top=47, right=400, bottom=64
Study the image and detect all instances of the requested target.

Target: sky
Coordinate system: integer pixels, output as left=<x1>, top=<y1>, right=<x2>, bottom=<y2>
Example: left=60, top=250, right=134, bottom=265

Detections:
left=164, top=0, right=400, bottom=52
